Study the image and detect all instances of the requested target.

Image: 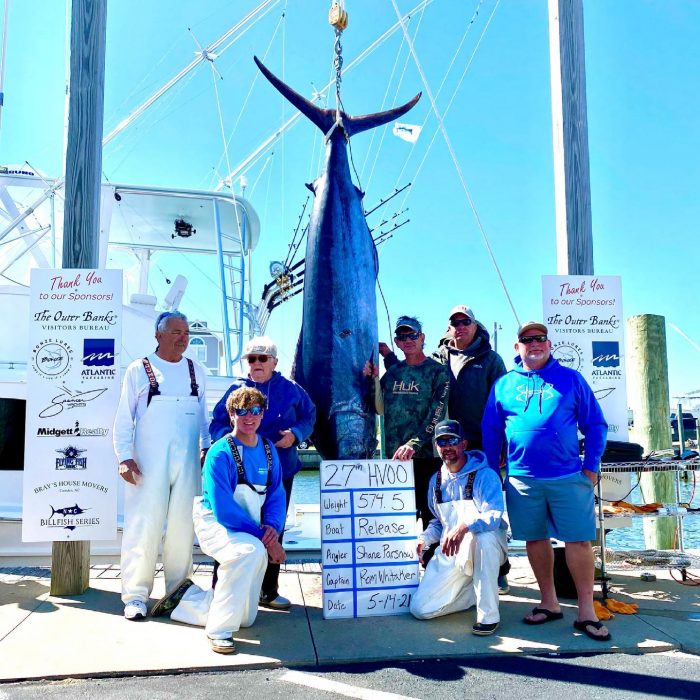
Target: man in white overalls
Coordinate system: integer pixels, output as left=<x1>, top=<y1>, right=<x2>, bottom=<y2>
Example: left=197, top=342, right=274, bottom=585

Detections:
left=114, top=311, right=211, bottom=621
left=410, top=419, right=508, bottom=635
left=151, top=387, right=287, bottom=654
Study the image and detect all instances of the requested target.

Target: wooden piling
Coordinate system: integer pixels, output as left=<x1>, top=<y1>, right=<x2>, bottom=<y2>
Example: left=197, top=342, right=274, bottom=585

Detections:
left=51, top=0, right=107, bottom=596
left=627, top=314, right=676, bottom=549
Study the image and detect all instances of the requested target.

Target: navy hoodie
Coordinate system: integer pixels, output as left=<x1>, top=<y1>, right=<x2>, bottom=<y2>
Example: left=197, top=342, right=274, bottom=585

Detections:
left=481, top=356, right=607, bottom=479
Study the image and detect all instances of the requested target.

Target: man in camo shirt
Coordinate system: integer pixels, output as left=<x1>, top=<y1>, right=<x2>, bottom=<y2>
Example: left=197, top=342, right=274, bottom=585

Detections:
left=366, top=316, right=449, bottom=529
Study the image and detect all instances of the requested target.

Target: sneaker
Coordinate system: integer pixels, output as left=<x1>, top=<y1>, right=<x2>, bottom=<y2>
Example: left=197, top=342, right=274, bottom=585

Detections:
left=259, top=594, right=291, bottom=610
left=472, top=621, right=499, bottom=636
left=208, top=636, right=237, bottom=654
left=497, top=575, right=510, bottom=595
left=151, top=578, right=194, bottom=618
left=124, top=600, right=147, bottom=621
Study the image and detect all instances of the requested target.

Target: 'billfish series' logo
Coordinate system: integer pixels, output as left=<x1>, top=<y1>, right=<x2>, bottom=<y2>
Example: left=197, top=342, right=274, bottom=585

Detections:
left=82, top=338, right=115, bottom=366
left=592, top=341, right=620, bottom=368
left=55, top=445, right=87, bottom=470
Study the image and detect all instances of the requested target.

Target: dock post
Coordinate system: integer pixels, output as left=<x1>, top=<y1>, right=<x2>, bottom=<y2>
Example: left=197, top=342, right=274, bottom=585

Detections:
left=51, top=0, right=108, bottom=596
left=627, top=314, right=676, bottom=549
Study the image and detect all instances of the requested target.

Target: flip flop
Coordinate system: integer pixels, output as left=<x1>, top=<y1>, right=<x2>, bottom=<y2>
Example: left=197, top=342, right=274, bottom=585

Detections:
left=573, top=619, right=611, bottom=642
left=523, top=607, right=564, bottom=625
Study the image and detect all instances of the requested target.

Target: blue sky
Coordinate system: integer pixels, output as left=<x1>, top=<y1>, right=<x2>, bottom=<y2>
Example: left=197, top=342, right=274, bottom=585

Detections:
left=2, top=0, right=699, bottom=405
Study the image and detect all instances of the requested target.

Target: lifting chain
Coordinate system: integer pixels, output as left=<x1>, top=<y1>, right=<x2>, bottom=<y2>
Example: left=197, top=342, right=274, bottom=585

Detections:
left=326, top=2, right=349, bottom=143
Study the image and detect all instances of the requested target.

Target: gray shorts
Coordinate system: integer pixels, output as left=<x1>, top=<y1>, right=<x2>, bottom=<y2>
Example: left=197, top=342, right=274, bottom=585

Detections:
left=505, top=472, right=596, bottom=542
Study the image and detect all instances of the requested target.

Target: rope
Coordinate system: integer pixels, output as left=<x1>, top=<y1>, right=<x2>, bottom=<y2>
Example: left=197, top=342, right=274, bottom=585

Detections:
left=390, top=0, right=519, bottom=325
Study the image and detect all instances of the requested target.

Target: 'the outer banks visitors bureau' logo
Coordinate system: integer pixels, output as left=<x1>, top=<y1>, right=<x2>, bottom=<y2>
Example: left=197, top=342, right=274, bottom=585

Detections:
left=82, top=338, right=116, bottom=379
left=592, top=341, right=620, bottom=368
left=31, top=339, right=73, bottom=379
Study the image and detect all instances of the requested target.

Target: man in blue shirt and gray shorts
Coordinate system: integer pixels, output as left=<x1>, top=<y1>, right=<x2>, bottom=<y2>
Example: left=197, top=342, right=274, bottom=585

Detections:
left=482, top=321, right=610, bottom=642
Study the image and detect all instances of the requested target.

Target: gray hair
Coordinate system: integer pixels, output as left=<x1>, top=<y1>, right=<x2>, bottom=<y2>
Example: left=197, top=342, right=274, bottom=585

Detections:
left=155, top=310, right=188, bottom=332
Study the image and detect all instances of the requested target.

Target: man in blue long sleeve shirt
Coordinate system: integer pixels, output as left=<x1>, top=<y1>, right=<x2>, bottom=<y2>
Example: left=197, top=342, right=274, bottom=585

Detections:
left=482, top=321, right=610, bottom=642
left=209, top=336, right=316, bottom=609
left=153, top=387, right=286, bottom=654
left=410, top=420, right=508, bottom=636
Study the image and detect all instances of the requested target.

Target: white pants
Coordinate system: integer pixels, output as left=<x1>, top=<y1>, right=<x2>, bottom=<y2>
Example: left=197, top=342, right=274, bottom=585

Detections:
left=410, top=529, right=508, bottom=624
left=171, top=503, right=268, bottom=639
left=121, top=395, right=200, bottom=604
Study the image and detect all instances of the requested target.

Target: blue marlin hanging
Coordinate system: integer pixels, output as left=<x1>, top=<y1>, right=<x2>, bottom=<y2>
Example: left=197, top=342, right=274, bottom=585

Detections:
left=254, top=57, right=420, bottom=460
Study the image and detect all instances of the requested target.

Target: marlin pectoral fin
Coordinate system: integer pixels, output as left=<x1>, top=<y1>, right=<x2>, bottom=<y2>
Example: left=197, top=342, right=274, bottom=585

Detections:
left=345, top=93, right=422, bottom=137
left=254, top=56, right=335, bottom=134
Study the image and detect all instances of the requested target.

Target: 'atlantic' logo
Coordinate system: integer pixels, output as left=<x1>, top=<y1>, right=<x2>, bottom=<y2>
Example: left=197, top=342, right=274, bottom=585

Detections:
left=82, top=338, right=115, bottom=366
left=592, top=341, right=620, bottom=368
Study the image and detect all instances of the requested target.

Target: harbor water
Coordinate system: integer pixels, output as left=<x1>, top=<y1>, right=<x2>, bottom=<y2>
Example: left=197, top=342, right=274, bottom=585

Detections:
left=292, top=470, right=700, bottom=550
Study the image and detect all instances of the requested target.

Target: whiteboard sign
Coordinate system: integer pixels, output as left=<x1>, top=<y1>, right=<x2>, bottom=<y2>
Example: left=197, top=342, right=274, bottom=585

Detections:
left=320, top=459, right=419, bottom=619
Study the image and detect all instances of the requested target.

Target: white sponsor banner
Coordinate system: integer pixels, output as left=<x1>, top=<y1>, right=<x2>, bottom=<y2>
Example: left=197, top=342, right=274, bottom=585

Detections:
left=320, top=459, right=419, bottom=619
left=542, top=275, right=631, bottom=510
left=22, top=269, right=122, bottom=542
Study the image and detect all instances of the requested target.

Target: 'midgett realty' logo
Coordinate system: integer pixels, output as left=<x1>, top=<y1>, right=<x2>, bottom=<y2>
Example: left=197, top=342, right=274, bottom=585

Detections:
left=592, top=341, right=620, bottom=368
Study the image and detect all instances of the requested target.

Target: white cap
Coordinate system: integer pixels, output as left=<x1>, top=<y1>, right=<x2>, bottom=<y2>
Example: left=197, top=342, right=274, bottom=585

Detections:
left=242, top=336, right=277, bottom=358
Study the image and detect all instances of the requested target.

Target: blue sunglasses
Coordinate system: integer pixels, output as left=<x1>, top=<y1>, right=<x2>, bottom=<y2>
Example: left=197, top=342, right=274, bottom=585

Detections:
left=234, top=406, right=264, bottom=417
left=435, top=436, right=461, bottom=447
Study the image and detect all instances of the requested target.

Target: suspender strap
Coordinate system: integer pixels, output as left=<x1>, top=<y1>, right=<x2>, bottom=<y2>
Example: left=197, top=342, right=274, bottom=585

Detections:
left=142, top=358, right=160, bottom=406
left=186, top=358, right=199, bottom=397
left=142, top=357, right=199, bottom=406
left=434, top=468, right=477, bottom=504
left=225, top=434, right=273, bottom=491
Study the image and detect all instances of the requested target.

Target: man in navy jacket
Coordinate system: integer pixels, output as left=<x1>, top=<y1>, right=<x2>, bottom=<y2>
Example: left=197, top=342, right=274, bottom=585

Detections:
left=482, top=321, right=610, bottom=642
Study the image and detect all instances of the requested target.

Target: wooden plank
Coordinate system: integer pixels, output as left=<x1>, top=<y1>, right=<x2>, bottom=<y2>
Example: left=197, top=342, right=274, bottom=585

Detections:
left=52, top=0, right=108, bottom=595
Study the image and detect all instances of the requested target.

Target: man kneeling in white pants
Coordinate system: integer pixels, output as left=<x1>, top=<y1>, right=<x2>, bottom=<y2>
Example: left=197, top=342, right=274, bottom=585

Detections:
left=152, top=387, right=286, bottom=654
left=410, top=419, right=508, bottom=636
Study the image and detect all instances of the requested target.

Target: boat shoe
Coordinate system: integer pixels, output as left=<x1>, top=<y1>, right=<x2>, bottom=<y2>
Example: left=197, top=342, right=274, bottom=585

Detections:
left=259, top=593, right=291, bottom=610
left=151, top=578, right=194, bottom=618
left=208, top=636, right=237, bottom=654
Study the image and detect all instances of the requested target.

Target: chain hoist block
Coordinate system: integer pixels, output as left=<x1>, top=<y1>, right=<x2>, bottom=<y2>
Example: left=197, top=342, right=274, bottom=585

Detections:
left=328, top=2, right=348, bottom=31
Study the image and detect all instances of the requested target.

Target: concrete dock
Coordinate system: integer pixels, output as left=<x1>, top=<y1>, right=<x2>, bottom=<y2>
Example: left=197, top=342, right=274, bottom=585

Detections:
left=0, top=554, right=698, bottom=682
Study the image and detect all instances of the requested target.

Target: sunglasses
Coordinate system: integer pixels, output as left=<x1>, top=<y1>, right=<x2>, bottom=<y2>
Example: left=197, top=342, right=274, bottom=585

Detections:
left=234, top=406, right=264, bottom=416
left=246, top=355, right=270, bottom=364
left=519, top=334, right=548, bottom=344
left=395, top=332, right=420, bottom=342
left=450, top=318, right=473, bottom=328
left=435, top=436, right=461, bottom=447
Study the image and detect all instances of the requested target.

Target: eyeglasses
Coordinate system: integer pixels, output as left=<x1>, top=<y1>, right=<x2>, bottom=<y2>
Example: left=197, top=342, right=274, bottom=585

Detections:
left=519, top=334, right=548, bottom=344
left=450, top=318, right=473, bottom=328
left=395, top=332, right=420, bottom=342
left=234, top=406, right=264, bottom=416
left=435, top=436, right=461, bottom=447
left=246, top=355, right=270, bottom=364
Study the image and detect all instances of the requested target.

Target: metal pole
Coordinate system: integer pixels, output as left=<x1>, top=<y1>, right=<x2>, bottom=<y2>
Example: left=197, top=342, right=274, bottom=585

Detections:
left=214, top=199, right=232, bottom=374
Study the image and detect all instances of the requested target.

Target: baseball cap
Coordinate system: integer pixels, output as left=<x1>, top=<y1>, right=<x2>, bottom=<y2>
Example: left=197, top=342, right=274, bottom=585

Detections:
left=434, top=419, right=464, bottom=440
left=242, top=336, right=278, bottom=359
left=448, top=305, right=476, bottom=321
left=395, top=315, right=422, bottom=333
left=517, top=321, right=548, bottom=337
